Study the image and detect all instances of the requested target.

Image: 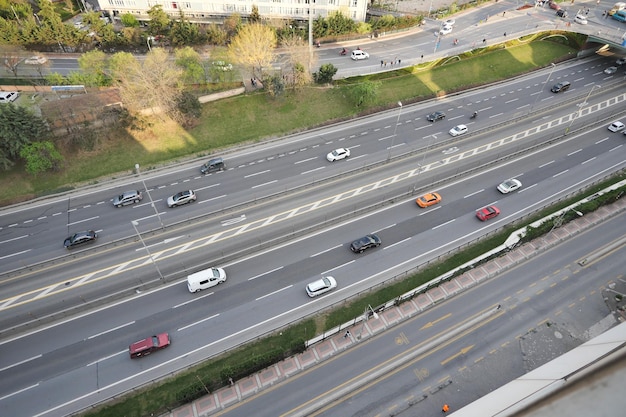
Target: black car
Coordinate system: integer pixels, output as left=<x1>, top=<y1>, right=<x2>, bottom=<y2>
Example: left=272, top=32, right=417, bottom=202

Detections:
left=551, top=81, right=570, bottom=93
left=64, top=230, right=97, bottom=249
left=350, top=234, right=382, bottom=253
left=426, top=111, right=446, bottom=122
left=556, top=9, right=568, bottom=17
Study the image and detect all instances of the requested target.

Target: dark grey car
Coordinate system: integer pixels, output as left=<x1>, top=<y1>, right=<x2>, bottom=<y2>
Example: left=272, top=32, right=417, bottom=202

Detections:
left=426, top=111, right=446, bottom=122
left=350, top=234, right=382, bottom=253
left=200, top=157, right=225, bottom=174
left=64, top=230, right=97, bottom=249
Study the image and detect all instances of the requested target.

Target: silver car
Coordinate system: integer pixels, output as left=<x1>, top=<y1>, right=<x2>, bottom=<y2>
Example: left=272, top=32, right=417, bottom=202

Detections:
left=113, top=190, right=143, bottom=207
left=167, top=190, right=197, bottom=207
left=497, top=179, right=522, bottom=194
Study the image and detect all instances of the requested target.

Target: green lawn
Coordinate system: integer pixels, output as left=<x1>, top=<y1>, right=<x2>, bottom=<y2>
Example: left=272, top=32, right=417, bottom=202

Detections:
left=0, top=39, right=576, bottom=206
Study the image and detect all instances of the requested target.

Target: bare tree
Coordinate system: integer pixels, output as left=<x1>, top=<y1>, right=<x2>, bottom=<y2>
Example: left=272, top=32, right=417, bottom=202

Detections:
left=0, top=45, right=26, bottom=77
left=281, top=34, right=315, bottom=89
left=109, top=48, right=184, bottom=120
left=227, top=23, right=276, bottom=81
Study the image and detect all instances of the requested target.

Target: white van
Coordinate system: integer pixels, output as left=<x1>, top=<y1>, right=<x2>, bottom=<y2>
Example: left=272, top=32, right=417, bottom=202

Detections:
left=187, top=267, right=227, bottom=293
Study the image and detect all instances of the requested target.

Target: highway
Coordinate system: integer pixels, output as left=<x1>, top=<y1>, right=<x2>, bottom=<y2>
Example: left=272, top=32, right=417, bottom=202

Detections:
left=220, top=210, right=625, bottom=417
left=0, top=57, right=625, bottom=416
left=1, top=5, right=626, bottom=416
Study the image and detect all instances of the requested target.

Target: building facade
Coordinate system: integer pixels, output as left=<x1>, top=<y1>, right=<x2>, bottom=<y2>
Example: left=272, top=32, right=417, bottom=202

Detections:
left=95, top=0, right=369, bottom=25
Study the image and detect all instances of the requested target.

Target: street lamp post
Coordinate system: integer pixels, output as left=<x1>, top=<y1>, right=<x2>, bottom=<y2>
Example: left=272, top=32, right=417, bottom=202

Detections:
left=135, top=163, right=164, bottom=229
left=550, top=208, right=583, bottom=232
left=530, top=62, right=555, bottom=113
left=566, top=84, right=601, bottom=134
left=387, top=101, right=403, bottom=163
left=356, top=304, right=380, bottom=340
left=147, top=36, right=155, bottom=52
left=131, top=220, right=165, bottom=281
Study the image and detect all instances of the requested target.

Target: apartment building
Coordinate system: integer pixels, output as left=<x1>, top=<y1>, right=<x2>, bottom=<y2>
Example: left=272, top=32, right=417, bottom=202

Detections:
left=94, top=0, right=369, bottom=25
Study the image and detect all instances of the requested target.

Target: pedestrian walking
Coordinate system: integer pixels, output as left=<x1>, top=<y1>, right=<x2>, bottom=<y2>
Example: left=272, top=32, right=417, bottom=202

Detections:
left=502, top=11, right=506, bottom=16
left=398, top=58, right=401, bottom=64
left=380, top=60, right=383, bottom=67
left=442, top=404, right=450, bottom=413
left=503, top=32, right=507, bottom=36
left=421, top=54, right=424, bottom=60
left=482, top=38, right=486, bottom=44
left=344, top=330, right=351, bottom=338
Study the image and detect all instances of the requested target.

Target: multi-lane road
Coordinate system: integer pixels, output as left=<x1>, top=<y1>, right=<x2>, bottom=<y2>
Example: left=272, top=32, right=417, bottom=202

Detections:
left=2, top=6, right=626, bottom=416
left=1, top=52, right=625, bottom=416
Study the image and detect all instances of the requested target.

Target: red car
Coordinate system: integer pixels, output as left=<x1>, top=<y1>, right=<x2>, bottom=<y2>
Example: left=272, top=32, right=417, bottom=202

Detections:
left=129, top=333, right=171, bottom=358
left=548, top=0, right=561, bottom=10
left=476, top=205, right=500, bottom=221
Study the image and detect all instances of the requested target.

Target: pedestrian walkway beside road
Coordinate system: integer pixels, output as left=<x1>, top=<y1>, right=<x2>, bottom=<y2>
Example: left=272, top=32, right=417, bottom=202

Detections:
left=161, top=197, right=626, bottom=417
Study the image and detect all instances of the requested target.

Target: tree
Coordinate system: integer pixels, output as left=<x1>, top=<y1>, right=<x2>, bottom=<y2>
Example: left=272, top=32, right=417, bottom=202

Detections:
left=20, top=141, right=63, bottom=174
left=170, top=11, right=201, bottom=46
left=266, top=74, right=285, bottom=97
left=0, top=45, right=25, bottom=77
left=228, top=23, right=276, bottom=80
left=109, top=49, right=184, bottom=121
left=0, top=104, right=48, bottom=171
left=348, top=80, right=381, bottom=107
left=313, top=63, right=337, bottom=84
left=280, top=34, right=314, bottom=88
left=249, top=5, right=261, bottom=23
left=147, top=5, right=171, bottom=36
left=175, top=46, right=205, bottom=85
left=76, top=50, right=111, bottom=86
left=121, top=13, right=140, bottom=27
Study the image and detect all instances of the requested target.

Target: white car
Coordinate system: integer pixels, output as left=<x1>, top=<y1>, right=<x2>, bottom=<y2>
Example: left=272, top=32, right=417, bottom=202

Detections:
left=167, top=190, right=197, bottom=207
left=24, top=55, right=47, bottom=65
left=449, top=124, right=468, bottom=137
left=574, top=14, right=588, bottom=24
left=439, top=25, right=453, bottom=35
left=608, top=121, right=625, bottom=132
left=604, top=66, right=618, bottom=75
left=497, top=179, right=522, bottom=194
left=326, top=148, right=351, bottom=162
left=351, top=50, right=369, bottom=60
left=444, top=19, right=455, bottom=26
left=306, top=276, right=337, bottom=297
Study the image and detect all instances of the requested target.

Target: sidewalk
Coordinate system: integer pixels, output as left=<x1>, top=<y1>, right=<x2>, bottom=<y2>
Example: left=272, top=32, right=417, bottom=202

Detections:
left=161, top=197, right=626, bottom=417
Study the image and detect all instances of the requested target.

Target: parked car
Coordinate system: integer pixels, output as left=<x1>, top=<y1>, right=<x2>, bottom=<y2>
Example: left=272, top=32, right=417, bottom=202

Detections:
left=167, top=190, right=197, bottom=207
left=200, top=157, right=225, bottom=174
left=350, top=234, right=381, bottom=253
left=129, top=333, right=171, bottom=358
left=306, top=276, right=337, bottom=297
left=113, top=190, right=143, bottom=207
left=476, top=205, right=500, bottom=221
left=426, top=111, right=446, bottom=122
left=326, top=148, right=351, bottom=162
left=24, top=55, right=48, bottom=65
left=612, top=9, right=626, bottom=21
left=608, top=121, right=625, bottom=132
left=0, top=91, right=19, bottom=104
left=497, top=179, right=522, bottom=194
left=551, top=81, right=570, bottom=93
left=449, top=124, right=468, bottom=137
left=416, top=192, right=442, bottom=208
left=351, top=50, right=369, bottom=60
left=64, top=230, right=97, bottom=249
left=444, top=19, right=455, bottom=26
left=556, top=8, right=568, bottom=17
left=574, top=14, right=588, bottom=24
left=604, top=66, right=618, bottom=75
